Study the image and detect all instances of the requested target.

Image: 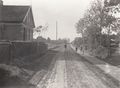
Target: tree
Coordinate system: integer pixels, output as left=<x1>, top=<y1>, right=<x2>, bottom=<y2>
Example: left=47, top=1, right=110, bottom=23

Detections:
left=33, top=23, right=49, bottom=38
left=106, top=0, right=120, bottom=6
left=74, top=37, right=83, bottom=48
left=84, top=25, right=101, bottom=50
left=75, top=18, right=86, bottom=37
left=76, top=0, right=105, bottom=45
left=47, top=37, right=51, bottom=42
left=75, top=0, right=119, bottom=57
left=102, top=0, right=120, bottom=56
left=76, top=0, right=105, bottom=50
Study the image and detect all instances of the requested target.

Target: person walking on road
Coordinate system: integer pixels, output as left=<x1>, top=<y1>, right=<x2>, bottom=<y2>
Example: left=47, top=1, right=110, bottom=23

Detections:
left=64, top=44, right=67, bottom=49
left=76, top=47, right=78, bottom=52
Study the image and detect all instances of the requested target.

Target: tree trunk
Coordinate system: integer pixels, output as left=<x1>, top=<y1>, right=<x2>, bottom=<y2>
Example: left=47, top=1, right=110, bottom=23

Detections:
left=107, top=26, right=111, bottom=57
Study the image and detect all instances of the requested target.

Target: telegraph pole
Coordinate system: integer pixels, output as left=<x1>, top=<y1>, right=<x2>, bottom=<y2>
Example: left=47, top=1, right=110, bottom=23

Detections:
left=56, top=21, right=58, bottom=40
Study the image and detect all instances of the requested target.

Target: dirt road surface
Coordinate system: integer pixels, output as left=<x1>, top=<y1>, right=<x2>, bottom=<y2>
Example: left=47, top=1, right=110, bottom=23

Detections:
left=36, top=44, right=119, bottom=88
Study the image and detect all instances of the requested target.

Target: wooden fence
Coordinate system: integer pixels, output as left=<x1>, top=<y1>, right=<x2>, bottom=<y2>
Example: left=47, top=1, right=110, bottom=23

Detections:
left=0, top=41, right=48, bottom=65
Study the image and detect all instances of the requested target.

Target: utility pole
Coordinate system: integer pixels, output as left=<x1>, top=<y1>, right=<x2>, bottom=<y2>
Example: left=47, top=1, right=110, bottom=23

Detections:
left=56, top=21, right=58, bottom=40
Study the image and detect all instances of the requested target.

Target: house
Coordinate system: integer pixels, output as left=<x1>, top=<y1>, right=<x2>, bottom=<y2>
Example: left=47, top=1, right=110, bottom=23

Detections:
left=0, top=0, right=35, bottom=41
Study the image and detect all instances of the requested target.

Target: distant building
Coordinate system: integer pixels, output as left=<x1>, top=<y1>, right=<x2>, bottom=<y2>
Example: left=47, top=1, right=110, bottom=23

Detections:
left=0, top=0, right=35, bottom=41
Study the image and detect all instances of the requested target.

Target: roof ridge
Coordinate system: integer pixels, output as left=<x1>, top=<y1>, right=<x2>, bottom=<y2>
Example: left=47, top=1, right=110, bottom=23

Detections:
left=3, top=5, right=30, bottom=7
left=23, top=7, right=31, bottom=22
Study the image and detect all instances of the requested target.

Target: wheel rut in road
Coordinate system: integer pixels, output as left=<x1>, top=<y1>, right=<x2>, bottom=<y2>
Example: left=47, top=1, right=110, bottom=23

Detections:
left=36, top=46, right=119, bottom=88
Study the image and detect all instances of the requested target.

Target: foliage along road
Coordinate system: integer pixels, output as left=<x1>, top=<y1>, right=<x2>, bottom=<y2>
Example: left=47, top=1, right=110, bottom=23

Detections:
left=36, top=44, right=118, bottom=88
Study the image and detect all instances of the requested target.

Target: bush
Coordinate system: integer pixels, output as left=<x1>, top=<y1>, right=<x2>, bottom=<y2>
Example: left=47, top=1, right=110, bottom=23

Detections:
left=0, top=68, right=10, bottom=86
left=92, top=45, right=108, bottom=59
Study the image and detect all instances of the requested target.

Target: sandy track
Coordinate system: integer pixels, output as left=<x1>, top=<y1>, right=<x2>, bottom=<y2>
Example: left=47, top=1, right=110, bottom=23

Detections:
left=36, top=45, right=118, bottom=88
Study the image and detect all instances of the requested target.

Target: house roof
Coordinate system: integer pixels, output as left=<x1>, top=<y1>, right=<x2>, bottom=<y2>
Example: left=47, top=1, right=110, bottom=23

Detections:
left=1, top=5, right=30, bottom=22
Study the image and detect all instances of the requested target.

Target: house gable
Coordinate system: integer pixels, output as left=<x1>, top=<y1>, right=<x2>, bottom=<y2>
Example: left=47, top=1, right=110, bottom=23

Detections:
left=23, top=7, right=35, bottom=28
left=0, top=5, right=35, bottom=41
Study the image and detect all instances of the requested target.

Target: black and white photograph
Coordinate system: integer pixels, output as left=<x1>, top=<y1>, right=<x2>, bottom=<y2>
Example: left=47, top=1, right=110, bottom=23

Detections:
left=0, top=0, right=120, bottom=88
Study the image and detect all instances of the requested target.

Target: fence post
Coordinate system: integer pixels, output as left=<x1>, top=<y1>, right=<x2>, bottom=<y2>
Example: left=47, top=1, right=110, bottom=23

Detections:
left=8, top=41, right=12, bottom=65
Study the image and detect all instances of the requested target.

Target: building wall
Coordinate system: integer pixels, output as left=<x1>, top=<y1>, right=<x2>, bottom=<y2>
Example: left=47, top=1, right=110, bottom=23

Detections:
left=24, top=25, right=33, bottom=40
left=2, top=23, right=24, bottom=40
left=0, top=23, right=33, bottom=41
left=0, top=23, right=3, bottom=39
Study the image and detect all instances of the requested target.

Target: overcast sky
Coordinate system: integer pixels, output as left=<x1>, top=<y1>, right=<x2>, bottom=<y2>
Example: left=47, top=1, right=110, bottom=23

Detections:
left=3, top=0, right=92, bottom=41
